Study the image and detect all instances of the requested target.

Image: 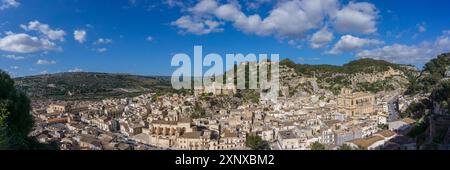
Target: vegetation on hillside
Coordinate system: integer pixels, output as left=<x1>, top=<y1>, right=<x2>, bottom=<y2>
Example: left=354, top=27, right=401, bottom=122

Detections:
left=14, top=72, right=172, bottom=100
left=406, top=53, right=450, bottom=95
left=281, top=58, right=408, bottom=76
left=281, top=58, right=414, bottom=94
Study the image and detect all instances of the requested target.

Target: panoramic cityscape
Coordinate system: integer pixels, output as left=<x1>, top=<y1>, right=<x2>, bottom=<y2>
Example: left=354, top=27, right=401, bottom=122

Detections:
left=1, top=0, right=450, bottom=151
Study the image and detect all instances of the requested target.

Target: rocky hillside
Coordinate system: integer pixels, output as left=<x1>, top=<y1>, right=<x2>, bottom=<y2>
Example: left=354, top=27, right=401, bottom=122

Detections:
left=396, top=53, right=450, bottom=149
left=280, top=58, right=418, bottom=95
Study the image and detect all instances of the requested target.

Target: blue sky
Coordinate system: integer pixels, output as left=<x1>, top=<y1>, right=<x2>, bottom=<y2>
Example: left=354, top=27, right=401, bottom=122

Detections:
left=0, top=0, right=450, bottom=77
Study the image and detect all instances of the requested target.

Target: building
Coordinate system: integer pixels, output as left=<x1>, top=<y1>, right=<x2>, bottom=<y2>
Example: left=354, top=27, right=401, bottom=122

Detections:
left=176, top=131, right=208, bottom=150
left=194, top=82, right=237, bottom=96
left=138, top=118, right=193, bottom=148
left=346, top=130, right=396, bottom=150
left=277, top=130, right=302, bottom=150
left=334, top=128, right=363, bottom=146
left=338, top=88, right=375, bottom=116
left=47, top=104, right=70, bottom=114
left=216, top=129, right=245, bottom=150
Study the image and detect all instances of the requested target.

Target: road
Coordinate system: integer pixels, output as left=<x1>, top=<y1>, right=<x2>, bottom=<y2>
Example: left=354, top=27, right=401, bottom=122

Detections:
left=387, top=90, right=401, bottom=122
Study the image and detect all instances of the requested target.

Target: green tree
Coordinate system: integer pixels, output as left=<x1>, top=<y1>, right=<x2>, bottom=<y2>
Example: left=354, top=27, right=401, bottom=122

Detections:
left=245, top=134, right=270, bottom=150
left=280, top=58, right=296, bottom=68
left=338, top=144, right=354, bottom=150
left=0, top=70, right=47, bottom=150
left=310, top=142, right=326, bottom=150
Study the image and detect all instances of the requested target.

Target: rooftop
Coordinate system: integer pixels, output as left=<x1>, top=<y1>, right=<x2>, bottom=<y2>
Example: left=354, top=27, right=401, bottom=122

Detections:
left=278, top=130, right=298, bottom=139
left=349, top=135, right=384, bottom=149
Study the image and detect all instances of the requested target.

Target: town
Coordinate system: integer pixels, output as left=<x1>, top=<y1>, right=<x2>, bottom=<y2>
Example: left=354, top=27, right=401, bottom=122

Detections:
left=27, top=63, right=446, bottom=150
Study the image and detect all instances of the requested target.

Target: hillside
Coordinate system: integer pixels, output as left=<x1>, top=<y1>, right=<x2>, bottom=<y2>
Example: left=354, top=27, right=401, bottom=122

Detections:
left=280, top=58, right=418, bottom=94
left=14, top=72, right=172, bottom=100
left=398, top=53, right=450, bottom=149
left=406, top=53, right=450, bottom=95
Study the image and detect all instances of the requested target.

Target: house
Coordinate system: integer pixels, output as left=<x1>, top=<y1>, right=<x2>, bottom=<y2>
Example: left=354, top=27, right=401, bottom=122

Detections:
left=346, top=130, right=396, bottom=150
left=257, top=128, right=275, bottom=142
left=176, top=131, right=208, bottom=150
left=277, top=130, right=302, bottom=150
left=47, top=104, right=70, bottom=114
left=76, top=134, right=103, bottom=150
left=334, top=128, right=363, bottom=146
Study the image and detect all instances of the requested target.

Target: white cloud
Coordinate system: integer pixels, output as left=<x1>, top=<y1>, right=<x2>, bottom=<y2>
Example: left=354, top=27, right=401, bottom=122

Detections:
left=310, top=26, right=334, bottom=48
left=170, top=0, right=381, bottom=48
left=217, top=0, right=340, bottom=38
left=94, top=38, right=113, bottom=45
left=189, top=0, right=218, bottom=15
left=332, top=2, right=378, bottom=34
left=36, top=59, right=56, bottom=65
left=68, top=67, right=83, bottom=72
left=10, top=65, right=19, bottom=69
left=0, top=0, right=19, bottom=10
left=20, top=20, right=66, bottom=41
left=96, top=48, right=107, bottom=53
left=0, top=32, right=58, bottom=53
left=171, top=0, right=370, bottom=41
left=146, top=36, right=154, bottom=41
left=74, top=29, right=87, bottom=43
left=356, top=30, right=450, bottom=64
left=328, top=35, right=383, bottom=54
left=171, top=15, right=223, bottom=35
left=2, top=54, right=24, bottom=60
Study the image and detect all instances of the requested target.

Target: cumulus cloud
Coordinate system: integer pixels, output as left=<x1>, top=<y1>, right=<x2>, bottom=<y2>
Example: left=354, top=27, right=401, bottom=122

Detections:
left=74, top=29, right=87, bottom=43
left=217, top=0, right=339, bottom=39
left=171, top=0, right=379, bottom=44
left=0, top=32, right=58, bottom=53
left=189, top=0, right=218, bottom=15
left=171, top=15, right=223, bottom=35
left=310, top=26, right=334, bottom=48
left=0, top=0, right=19, bottom=10
left=357, top=31, right=450, bottom=64
left=2, top=54, right=24, bottom=60
left=328, top=35, right=383, bottom=54
left=20, top=20, right=66, bottom=41
left=94, top=38, right=113, bottom=45
left=36, top=59, right=56, bottom=65
left=332, top=2, right=378, bottom=34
